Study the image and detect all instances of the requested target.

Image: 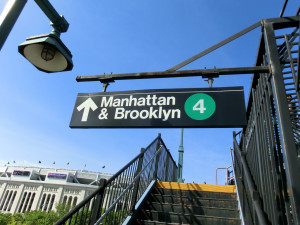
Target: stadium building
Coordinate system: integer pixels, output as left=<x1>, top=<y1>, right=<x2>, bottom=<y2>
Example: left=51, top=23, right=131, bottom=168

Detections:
left=0, top=166, right=113, bottom=214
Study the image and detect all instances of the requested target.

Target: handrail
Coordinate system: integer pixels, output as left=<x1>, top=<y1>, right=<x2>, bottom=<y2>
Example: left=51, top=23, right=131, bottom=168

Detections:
left=54, top=147, right=145, bottom=225
left=95, top=145, right=163, bottom=225
left=230, top=147, right=245, bottom=225
left=54, top=134, right=177, bottom=225
left=215, top=165, right=232, bottom=185
left=233, top=132, right=268, bottom=225
left=160, top=137, right=177, bottom=167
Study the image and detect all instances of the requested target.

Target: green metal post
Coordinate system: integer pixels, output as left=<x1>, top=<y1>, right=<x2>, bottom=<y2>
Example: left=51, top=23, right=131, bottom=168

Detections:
left=177, top=128, right=184, bottom=182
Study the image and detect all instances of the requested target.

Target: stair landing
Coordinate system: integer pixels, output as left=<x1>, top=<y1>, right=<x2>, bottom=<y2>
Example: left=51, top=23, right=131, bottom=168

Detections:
left=156, top=181, right=236, bottom=193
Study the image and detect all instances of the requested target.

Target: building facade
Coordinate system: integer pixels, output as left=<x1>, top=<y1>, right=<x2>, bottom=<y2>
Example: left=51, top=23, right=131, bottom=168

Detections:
left=0, top=166, right=113, bottom=214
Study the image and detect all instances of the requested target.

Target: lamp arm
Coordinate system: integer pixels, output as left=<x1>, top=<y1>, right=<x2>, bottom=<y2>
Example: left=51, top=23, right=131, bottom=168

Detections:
left=0, top=0, right=27, bottom=51
left=34, top=0, right=69, bottom=33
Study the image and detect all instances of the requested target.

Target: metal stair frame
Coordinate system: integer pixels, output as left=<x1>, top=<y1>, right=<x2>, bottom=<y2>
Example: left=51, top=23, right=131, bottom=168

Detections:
left=233, top=16, right=300, bottom=225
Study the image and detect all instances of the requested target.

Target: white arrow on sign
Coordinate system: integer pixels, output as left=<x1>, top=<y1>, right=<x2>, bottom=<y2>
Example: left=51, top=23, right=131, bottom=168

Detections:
left=77, top=98, right=98, bottom=122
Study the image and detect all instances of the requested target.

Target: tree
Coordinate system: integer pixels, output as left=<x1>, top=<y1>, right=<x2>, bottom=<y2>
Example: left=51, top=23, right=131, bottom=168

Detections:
left=0, top=202, right=67, bottom=225
left=0, top=213, right=12, bottom=225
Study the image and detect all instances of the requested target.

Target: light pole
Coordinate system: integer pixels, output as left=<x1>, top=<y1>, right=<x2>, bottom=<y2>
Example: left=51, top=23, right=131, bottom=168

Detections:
left=0, top=0, right=73, bottom=72
left=177, top=128, right=184, bottom=183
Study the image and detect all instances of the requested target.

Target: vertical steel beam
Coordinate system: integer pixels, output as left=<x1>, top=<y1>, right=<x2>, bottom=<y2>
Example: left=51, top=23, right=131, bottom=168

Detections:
left=89, top=178, right=107, bottom=225
left=177, top=128, right=184, bottom=183
left=264, top=21, right=300, bottom=225
left=297, top=23, right=300, bottom=92
left=164, top=151, right=170, bottom=181
left=0, top=0, right=27, bottom=51
left=153, top=135, right=162, bottom=179
left=130, top=148, right=145, bottom=212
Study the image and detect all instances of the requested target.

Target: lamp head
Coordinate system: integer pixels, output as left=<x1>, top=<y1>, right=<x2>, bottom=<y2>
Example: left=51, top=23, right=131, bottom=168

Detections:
left=18, top=32, right=73, bottom=73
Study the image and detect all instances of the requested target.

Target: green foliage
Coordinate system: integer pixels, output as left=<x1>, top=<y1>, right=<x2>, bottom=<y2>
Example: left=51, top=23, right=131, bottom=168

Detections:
left=0, top=211, right=59, bottom=225
left=0, top=203, right=71, bottom=225
left=55, top=202, right=72, bottom=218
left=0, top=213, right=12, bottom=225
left=68, top=209, right=91, bottom=225
left=9, top=213, right=24, bottom=225
left=0, top=203, right=127, bottom=225
left=23, top=210, right=58, bottom=225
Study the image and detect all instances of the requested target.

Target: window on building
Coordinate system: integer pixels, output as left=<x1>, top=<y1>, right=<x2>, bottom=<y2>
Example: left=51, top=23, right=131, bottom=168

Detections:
left=73, top=197, right=78, bottom=206
left=18, top=192, right=27, bottom=213
left=0, top=190, right=17, bottom=212
left=22, top=192, right=32, bottom=213
left=44, top=194, right=51, bottom=211
left=47, top=173, right=67, bottom=180
left=67, top=196, right=73, bottom=206
left=0, top=190, right=9, bottom=210
left=7, top=191, right=17, bottom=212
left=48, top=194, right=56, bottom=212
left=63, top=195, right=67, bottom=205
left=13, top=170, right=30, bottom=176
left=39, top=193, right=46, bottom=210
left=27, top=193, right=36, bottom=211
left=3, top=190, right=13, bottom=211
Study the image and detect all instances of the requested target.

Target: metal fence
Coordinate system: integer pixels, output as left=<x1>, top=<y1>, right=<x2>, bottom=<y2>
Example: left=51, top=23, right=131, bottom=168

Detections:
left=233, top=16, right=300, bottom=225
left=54, top=134, right=177, bottom=225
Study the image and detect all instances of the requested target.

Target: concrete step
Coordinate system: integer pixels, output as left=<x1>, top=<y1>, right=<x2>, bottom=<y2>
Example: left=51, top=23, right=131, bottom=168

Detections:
left=130, top=182, right=240, bottom=225
left=153, top=188, right=237, bottom=200
left=134, top=220, right=189, bottom=225
left=138, top=210, right=241, bottom=225
left=149, top=194, right=238, bottom=209
left=156, top=182, right=236, bottom=193
left=143, top=202, right=240, bottom=218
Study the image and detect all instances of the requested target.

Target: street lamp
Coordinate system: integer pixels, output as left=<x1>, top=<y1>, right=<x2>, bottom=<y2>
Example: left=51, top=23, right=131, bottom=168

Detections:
left=0, top=0, right=73, bottom=73
left=18, top=30, right=73, bottom=72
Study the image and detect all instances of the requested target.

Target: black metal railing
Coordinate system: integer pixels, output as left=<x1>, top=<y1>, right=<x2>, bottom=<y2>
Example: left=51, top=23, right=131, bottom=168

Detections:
left=54, top=134, right=177, bottom=225
left=233, top=16, right=300, bottom=225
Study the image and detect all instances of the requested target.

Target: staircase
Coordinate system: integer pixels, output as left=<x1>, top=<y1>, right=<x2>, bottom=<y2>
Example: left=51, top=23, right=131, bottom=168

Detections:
left=277, top=28, right=300, bottom=144
left=132, top=181, right=240, bottom=225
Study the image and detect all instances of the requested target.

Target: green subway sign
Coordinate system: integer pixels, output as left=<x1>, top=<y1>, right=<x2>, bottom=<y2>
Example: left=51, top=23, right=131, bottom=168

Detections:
left=70, top=87, right=246, bottom=128
left=184, top=93, right=216, bottom=120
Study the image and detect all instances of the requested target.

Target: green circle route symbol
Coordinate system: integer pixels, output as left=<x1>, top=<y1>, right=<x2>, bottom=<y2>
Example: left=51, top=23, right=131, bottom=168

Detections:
left=184, top=93, right=216, bottom=120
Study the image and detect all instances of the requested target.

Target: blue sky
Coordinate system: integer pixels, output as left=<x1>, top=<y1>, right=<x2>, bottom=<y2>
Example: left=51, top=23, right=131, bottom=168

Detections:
left=0, top=0, right=298, bottom=184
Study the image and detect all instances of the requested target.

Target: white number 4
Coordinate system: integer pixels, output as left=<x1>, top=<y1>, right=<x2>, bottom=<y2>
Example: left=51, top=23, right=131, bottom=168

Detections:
left=193, top=99, right=206, bottom=113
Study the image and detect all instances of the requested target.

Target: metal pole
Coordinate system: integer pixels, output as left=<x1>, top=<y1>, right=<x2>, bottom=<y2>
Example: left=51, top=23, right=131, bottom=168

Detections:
left=0, top=0, right=27, bottom=51
left=34, top=0, right=69, bottom=33
left=177, top=128, right=184, bottom=182
left=76, top=66, right=269, bottom=83
left=279, top=0, right=288, bottom=17
left=89, top=178, right=107, bottom=224
left=208, top=77, right=214, bottom=88
left=167, top=21, right=261, bottom=72
left=130, top=148, right=145, bottom=212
